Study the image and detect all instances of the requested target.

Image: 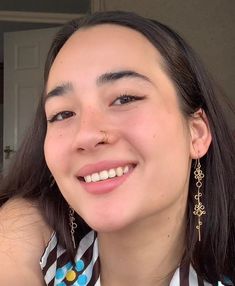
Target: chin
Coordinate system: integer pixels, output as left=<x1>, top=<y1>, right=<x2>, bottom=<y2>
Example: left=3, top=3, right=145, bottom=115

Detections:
left=86, top=221, right=125, bottom=233
left=83, top=215, right=132, bottom=233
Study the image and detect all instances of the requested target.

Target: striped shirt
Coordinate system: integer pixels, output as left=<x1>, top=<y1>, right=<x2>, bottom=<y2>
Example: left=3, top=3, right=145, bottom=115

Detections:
left=40, top=230, right=221, bottom=286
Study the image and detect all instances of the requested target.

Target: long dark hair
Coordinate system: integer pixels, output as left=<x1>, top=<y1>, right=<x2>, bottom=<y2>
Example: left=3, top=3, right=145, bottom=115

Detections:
left=1, top=11, right=234, bottom=284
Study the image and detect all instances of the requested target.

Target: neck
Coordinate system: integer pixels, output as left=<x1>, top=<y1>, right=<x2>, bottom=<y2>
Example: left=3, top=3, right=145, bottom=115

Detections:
left=98, top=207, right=186, bottom=286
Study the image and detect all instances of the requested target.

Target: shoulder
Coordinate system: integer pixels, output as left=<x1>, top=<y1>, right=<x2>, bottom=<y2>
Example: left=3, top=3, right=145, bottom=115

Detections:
left=0, top=197, right=52, bottom=285
left=0, top=197, right=52, bottom=244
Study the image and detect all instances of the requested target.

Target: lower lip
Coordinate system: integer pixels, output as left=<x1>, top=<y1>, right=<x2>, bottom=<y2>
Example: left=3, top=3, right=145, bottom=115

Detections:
left=78, top=169, right=134, bottom=195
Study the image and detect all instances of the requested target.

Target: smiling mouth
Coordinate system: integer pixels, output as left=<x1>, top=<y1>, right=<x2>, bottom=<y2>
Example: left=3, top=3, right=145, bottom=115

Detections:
left=78, top=164, right=135, bottom=183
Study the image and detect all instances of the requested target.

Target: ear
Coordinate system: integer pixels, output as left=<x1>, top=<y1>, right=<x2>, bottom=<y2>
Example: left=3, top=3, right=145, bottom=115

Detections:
left=189, top=109, right=212, bottom=159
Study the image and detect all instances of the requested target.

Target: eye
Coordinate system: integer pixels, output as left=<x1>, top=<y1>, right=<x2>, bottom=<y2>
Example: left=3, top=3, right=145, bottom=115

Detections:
left=112, top=95, right=145, bottom=105
left=48, top=111, right=75, bottom=123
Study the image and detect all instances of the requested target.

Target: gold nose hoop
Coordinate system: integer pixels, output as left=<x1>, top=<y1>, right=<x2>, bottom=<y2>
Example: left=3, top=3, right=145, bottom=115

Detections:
left=100, top=130, right=109, bottom=144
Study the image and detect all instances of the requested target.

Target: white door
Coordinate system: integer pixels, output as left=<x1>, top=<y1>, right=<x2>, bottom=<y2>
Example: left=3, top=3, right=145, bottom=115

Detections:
left=3, top=27, right=59, bottom=172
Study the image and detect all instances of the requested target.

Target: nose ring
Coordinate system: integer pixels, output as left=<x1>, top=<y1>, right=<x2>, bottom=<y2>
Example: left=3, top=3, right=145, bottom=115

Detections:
left=100, top=130, right=109, bottom=144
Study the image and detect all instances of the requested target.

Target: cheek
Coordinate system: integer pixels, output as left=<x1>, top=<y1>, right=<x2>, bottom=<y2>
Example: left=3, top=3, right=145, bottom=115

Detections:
left=116, top=108, right=158, bottom=145
left=44, top=130, right=72, bottom=173
left=123, top=109, right=191, bottom=195
left=120, top=108, right=189, bottom=156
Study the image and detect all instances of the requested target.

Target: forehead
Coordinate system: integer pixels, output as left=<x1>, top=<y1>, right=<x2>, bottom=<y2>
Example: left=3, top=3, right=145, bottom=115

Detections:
left=47, top=24, right=165, bottom=89
left=59, top=23, right=159, bottom=57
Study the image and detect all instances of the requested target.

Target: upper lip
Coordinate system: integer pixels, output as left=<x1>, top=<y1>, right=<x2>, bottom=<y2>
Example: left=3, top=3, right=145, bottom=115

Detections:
left=76, top=160, right=137, bottom=177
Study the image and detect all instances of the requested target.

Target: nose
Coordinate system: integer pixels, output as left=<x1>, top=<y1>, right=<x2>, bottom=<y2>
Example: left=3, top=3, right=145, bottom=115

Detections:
left=72, top=107, right=115, bottom=152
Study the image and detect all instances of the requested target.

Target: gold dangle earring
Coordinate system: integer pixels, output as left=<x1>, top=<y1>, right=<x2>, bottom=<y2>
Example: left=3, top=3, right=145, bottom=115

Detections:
left=193, top=158, right=206, bottom=242
left=69, top=207, right=78, bottom=249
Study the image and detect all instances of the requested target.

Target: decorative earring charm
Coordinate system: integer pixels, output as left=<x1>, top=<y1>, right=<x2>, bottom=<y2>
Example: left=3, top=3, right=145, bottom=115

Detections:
left=193, top=158, right=206, bottom=242
left=69, top=207, right=78, bottom=249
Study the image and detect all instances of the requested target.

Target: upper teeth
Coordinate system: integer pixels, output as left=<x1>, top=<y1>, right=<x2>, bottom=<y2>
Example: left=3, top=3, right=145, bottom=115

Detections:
left=84, top=165, right=129, bottom=183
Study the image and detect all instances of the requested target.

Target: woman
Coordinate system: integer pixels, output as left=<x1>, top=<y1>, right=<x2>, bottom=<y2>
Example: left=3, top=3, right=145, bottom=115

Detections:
left=0, top=11, right=234, bottom=286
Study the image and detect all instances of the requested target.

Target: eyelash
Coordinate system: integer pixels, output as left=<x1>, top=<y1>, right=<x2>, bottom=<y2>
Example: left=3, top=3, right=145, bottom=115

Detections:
left=47, top=111, right=75, bottom=123
left=47, top=94, right=144, bottom=123
left=112, top=94, right=145, bottom=105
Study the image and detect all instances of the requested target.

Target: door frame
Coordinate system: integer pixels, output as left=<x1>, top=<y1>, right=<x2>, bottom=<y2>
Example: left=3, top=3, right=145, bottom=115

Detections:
left=0, top=0, right=106, bottom=24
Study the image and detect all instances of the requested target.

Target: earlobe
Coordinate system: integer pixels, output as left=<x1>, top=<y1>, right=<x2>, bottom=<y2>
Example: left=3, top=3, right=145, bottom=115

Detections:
left=189, top=109, right=212, bottom=159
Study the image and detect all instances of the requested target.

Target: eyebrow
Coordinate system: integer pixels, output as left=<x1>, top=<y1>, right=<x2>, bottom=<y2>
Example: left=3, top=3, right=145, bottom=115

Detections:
left=44, top=70, right=153, bottom=103
left=44, top=82, right=73, bottom=103
left=96, top=70, right=153, bottom=86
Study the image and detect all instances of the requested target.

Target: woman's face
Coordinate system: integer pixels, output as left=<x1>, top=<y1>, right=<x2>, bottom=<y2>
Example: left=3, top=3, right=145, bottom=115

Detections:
left=44, top=24, right=193, bottom=232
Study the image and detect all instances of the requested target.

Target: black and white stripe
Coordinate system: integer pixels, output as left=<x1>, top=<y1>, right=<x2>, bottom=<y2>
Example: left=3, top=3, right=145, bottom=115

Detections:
left=40, top=231, right=217, bottom=286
